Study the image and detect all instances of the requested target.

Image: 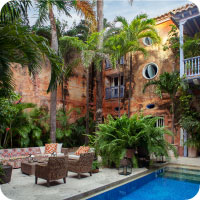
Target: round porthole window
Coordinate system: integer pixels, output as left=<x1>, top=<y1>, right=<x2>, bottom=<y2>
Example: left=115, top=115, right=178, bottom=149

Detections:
left=143, top=37, right=153, bottom=46
left=143, top=63, right=158, bottom=79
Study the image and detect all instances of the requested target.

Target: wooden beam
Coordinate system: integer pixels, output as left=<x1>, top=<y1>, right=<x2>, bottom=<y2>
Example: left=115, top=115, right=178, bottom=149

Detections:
left=186, top=21, right=195, bottom=36
left=193, top=18, right=200, bottom=32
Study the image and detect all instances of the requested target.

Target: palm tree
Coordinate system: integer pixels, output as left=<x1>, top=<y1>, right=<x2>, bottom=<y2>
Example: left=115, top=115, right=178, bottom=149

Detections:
left=143, top=71, right=187, bottom=143
left=95, top=0, right=104, bottom=126
left=95, top=0, right=134, bottom=124
left=60, top=32, right=107, bottom=143
left=114, top=14, right=160, bottom=117
left=0, top=0, right=32, bottom=24
left=0, top=22, right=62, bottom=98
left=36, top=0, right=95, bottom=143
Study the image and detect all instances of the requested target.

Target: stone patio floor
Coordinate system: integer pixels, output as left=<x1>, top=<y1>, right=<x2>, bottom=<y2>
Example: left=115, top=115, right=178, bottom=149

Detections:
left=2, top=156, right=200, bottom=200
left=1, top=168, right=147, bottom=200
left=170, top=156, right=200, bottom=168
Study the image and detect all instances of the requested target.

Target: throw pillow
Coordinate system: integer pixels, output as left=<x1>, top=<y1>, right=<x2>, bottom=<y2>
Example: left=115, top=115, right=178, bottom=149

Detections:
left=45, top=143, right=57, bottom=154
left=75, top=146, right=83, bottom=155
left=75, top=146, right=90, bottom=155
left=82, top=146, right=90, bottom=153
left=40, top=146, right=45, bottom=154
left=57, top=143, right=63, bottom=153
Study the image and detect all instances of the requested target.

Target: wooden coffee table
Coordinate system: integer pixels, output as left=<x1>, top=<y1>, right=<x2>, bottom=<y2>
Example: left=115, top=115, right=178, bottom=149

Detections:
left=21, top=160, right=48, bottom=175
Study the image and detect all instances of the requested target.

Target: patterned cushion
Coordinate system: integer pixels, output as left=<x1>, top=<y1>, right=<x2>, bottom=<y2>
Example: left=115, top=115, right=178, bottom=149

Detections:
left=75, top=146, right=83, bottom=155
left=45, top=143, right=57, bottom=154
left=75, top=146, right=90, bottom=155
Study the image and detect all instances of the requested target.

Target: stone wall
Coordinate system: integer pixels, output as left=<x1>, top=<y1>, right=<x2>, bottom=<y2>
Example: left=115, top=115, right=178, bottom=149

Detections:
left=12, top=59, right=87, bottom=123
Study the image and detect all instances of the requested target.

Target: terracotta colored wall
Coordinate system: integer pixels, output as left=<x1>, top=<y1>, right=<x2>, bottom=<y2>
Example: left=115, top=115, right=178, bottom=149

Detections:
left=12, top=60, right=86, bottom=123
left=12, top=19, right=184, bottom=155
left=102, top=19, right=183, bottom=155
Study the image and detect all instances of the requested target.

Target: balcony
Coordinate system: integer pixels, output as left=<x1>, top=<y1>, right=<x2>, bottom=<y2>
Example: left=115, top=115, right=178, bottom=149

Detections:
left=105, top=86, right=124, bottom=99
left=105, top=59, right=111, bottom=70
left=184, top=56, right=200, bottom=77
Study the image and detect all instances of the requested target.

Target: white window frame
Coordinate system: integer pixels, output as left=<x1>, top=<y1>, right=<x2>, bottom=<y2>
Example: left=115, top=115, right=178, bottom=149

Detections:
left=143, top=62, right=159, bottom=80
left=143, top=37, right=153, bottom=46
left=156, top=117, right=164, bottom=127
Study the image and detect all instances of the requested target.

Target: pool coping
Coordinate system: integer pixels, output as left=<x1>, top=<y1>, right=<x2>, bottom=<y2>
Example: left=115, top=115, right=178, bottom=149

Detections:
left=65, top=162, right=200, bottom=200
left=64, top=169, right=149, bottom=200
left=82, top=162, right=200, bottom=200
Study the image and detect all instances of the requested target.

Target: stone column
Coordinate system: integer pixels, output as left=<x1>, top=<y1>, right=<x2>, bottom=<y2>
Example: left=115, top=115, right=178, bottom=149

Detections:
left=179, top=20, right=186, bottom=77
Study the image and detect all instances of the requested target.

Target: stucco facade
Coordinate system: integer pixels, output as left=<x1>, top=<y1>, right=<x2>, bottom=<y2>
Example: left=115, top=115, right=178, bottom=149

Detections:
left=12, top=4, right=199, bottom=157
left=12, top=59, right=87, bottom=123
left=102, top=18, right=184, bottom=155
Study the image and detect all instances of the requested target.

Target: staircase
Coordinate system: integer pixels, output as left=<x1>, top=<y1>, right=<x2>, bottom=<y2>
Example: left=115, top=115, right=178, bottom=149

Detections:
left=160, top=167, right=200, bottom=184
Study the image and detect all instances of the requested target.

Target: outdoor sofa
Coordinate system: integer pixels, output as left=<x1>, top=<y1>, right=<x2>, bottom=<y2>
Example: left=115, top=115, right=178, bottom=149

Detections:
left=0, top=145, right=68, bottom=168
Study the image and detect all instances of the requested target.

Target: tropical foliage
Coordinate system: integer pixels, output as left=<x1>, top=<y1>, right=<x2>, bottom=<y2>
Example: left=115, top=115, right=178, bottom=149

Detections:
left=0, top=0, right=31, bottom=24
left=0, top=23, right=63, bottom=98
left=143, top=72, right=188, bottom=143
left=179, top=114, right=200, bottom=148
left=90, top=114, right=177, bottom=167
left=104, top=14, right=160, bottom=117
left=183, top=33, right=200, bottom=58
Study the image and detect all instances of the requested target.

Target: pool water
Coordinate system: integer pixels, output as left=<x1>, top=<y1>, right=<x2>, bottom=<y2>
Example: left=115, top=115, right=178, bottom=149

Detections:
left=88, top=167, right=200, bottom=200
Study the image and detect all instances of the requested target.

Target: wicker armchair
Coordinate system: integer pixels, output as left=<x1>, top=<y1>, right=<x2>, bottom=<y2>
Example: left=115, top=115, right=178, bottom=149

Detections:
left=68, top=152, right=94, bottom=179
left=35, top=156, right=68, bottom=187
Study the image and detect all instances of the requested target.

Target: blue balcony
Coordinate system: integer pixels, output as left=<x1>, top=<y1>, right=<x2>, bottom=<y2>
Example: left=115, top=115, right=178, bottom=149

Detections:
left=105, top=86, right=124, bottom=99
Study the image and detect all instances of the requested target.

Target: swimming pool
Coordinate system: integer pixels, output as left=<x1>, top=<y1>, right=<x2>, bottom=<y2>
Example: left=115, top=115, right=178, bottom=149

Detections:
left=88, top=167, right=200, bottom=200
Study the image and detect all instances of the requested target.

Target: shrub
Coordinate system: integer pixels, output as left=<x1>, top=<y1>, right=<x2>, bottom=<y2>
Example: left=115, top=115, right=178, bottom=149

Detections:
left=94, top=114, right=177, bottom=168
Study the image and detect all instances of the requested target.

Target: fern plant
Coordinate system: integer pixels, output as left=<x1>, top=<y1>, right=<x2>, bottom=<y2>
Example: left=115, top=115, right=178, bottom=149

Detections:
left=94, top=114, right=177, bottom=168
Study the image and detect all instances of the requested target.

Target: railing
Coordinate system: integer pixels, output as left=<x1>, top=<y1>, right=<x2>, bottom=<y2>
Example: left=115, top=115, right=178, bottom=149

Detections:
left=105, top=59, right=111, bottom=69
left=105, top=86, right=124, bottom=99
left=184, top=56, right=200, bottom=77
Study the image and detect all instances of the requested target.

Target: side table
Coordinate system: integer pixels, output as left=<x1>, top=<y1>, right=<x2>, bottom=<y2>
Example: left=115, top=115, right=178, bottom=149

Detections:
left=21, top=162, right=37, bottom=175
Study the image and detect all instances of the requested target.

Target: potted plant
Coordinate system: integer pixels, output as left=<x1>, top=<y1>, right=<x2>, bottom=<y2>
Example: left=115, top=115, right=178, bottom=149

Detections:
left=180, top=115, right=200, bottom=158
left=92, top=160, right=101, bottom=173
left=94, top=114, right=177, bottom=169
left=0, top=163, right=12, bottom=184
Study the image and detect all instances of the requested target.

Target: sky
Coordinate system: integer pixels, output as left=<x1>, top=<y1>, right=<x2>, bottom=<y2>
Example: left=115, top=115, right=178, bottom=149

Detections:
left=28, top=0, right=194, bottom=28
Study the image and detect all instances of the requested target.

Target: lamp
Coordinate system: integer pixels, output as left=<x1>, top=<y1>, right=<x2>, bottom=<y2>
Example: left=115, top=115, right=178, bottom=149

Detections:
left=28, top=154, right=35, bottom=163
left=118, top=158, right=132, bottom=175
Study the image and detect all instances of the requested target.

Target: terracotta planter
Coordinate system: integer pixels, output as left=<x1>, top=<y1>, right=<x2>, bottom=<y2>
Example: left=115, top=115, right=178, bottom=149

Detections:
left=0, top=165, right=12, bottom=184
left=188, top=147, right=198, bottom=158
left=126, top=149, right=134, bottom=159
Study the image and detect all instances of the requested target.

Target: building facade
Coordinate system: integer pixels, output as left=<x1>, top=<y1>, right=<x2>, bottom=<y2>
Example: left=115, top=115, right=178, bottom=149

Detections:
left=102, top=3, right=200, bottom=157
left=13, top=4, right=200, bottom=156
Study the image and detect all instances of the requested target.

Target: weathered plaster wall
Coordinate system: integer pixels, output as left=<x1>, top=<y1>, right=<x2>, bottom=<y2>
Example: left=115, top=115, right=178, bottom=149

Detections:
left=12, top=60, right=87, bottom=123
left=103, top=19, right=183, bottom=155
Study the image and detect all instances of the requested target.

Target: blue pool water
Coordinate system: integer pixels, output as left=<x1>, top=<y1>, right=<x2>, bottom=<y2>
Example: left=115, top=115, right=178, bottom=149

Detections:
left=88, top=167, right=200, bottom=200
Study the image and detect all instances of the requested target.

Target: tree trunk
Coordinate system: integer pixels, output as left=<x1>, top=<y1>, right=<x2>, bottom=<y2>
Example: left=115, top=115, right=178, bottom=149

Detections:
left=61, top=77, right=66, bottom=113
left=171, top=99, right=175, bottom=144
left=128, top=53, right=133, bottom=118
left=49, top=4, right=58, bottom=143
left=85, top=68, right=90, bottom=144
left=118, top=64, right=121, bottom=117
left=96, top=0, right=104, bottom=127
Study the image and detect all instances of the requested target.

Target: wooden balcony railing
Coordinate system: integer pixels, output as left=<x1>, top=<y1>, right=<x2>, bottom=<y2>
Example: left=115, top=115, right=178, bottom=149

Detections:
left=184, top=56, right=200, bottom=77
left=105, top=86, right=124, bottom=99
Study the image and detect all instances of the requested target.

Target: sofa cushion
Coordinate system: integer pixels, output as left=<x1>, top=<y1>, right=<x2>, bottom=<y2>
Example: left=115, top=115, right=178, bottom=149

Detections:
left=75, top=146, right=90, bottom=155
left=40, top=146, right=45, bottom=154
left=75, top=146, right=83, bottom=155
left=68, top=154, right=80, bottom=160
left=57, top=143, right=63, bottom=153
left=45, top=143, right=57, bottom=154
